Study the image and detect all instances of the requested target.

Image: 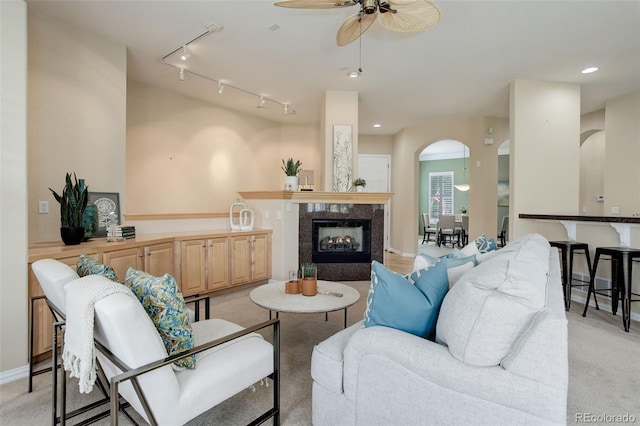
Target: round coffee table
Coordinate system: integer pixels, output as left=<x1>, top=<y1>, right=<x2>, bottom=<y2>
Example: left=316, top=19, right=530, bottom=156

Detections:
left=249, top=280, right=361, bottom=328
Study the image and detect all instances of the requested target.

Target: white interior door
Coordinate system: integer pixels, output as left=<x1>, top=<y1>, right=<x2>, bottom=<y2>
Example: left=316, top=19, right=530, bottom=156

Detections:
left=358, top=155, right=391, bottom=249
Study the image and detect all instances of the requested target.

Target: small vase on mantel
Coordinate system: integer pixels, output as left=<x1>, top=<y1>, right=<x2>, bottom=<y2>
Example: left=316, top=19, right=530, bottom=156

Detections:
left=284, top=176, right=299, bottom=191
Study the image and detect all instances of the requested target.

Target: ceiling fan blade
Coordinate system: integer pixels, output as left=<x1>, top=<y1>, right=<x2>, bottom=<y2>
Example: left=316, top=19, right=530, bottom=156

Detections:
left=275, top=0, right=357, bottom=9
left=337, top=12, right=377, bottom=46
left=379, top=0, right=442, bottom=32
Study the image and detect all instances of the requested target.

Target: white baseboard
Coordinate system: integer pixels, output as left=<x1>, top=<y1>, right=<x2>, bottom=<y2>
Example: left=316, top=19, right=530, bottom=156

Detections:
left=0, top=364, right=29, bottom=385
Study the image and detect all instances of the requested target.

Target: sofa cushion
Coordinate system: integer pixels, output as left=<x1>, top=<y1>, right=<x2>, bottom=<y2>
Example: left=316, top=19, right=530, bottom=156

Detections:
left=77, top=254, right=119, bottom=282
left=364, top=260, right=448, bottom=340
left=436, top=234, right=550, bottom=366
left=413, top=253, right=476, bottom=287
left=125, top=267, right=195, bottom=369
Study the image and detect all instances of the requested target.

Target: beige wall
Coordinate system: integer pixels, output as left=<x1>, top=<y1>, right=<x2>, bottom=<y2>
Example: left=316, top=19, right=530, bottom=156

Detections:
left=510, top=80, right=581, bottom=238
left=126, top=81, right=321, bottom=214
left=1, top=0, right=29, bottom=376
left=604, top=91, right=640, bottom=217
left=322, top=90, right=358, bottom=190
left=27, top=11, right=127, bottom=242
left=580, top=131, right=605, bottom=215
left=359, top=134, right=394, bottom=156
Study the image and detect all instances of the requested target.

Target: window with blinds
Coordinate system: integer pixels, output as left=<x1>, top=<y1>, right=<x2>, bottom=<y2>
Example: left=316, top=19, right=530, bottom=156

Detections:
left=428, top=172, right=454, bottom=223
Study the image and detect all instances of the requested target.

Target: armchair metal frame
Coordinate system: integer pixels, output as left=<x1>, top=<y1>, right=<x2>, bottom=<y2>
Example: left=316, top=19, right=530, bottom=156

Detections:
left=94, top=318, right=281, bottom=425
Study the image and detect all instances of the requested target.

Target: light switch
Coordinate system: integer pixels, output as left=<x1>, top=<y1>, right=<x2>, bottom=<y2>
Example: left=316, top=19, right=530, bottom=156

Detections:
left=38, top=201, right=49, bottom=214
left=611, top=206, right=620, bottom=215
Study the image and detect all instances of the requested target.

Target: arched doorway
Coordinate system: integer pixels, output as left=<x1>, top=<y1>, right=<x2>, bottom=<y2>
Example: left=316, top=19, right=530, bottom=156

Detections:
left=418, top=140, right=469, bottom=242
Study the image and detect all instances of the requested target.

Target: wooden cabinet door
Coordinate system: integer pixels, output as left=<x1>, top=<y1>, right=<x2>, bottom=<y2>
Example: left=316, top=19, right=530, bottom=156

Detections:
left=144, top=242, right=174, bottom=277
left=230, top=236, right=251, bottom=285
left=251, top=233, right=271, bottom=281
left=180, top=240, right=207, bottom=296
left=207, top=237, right=229, bottom=291
left=103, top=248, right=143, bottom=283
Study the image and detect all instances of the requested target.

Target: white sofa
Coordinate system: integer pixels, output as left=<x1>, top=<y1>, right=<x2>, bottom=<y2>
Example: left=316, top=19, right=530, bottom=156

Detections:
left=311, top=234, right=568, bottom=426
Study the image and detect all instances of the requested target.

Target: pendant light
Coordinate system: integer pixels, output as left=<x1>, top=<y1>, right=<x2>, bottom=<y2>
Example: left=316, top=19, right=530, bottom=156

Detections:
left=454, top=145, right=470, bottom=192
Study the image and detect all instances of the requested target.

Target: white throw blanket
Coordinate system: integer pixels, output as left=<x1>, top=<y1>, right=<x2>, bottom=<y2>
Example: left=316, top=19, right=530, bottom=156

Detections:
left=63, top=275, right=134, bottom=394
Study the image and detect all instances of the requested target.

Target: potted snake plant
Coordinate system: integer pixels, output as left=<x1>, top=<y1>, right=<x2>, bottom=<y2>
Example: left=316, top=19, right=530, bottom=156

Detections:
left=282, top=158, right=302, bottom=191
left=49, top=172, right=88, bottom=245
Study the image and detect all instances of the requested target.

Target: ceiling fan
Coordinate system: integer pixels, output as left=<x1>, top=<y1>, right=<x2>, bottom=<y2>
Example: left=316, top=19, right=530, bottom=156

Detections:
left=274, top=0, right=442, bottom=46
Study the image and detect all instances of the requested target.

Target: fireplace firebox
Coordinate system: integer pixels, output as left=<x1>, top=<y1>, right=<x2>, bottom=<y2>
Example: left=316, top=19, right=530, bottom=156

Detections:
left=312, top=219, right=371, bottom=264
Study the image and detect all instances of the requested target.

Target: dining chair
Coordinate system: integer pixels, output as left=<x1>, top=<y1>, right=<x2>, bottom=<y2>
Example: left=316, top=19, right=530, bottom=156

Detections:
left=421, top=213, right=437, bottom=244
left=437, top=215, right=461, bottom=247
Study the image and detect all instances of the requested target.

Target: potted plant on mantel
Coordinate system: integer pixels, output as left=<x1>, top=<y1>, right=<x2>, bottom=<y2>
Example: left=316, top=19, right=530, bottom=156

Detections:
left=49, top=172, right=88, bottom=246
left=353, top=178, right=366, bottom=192
left=281, top=158, right=302, bottom=191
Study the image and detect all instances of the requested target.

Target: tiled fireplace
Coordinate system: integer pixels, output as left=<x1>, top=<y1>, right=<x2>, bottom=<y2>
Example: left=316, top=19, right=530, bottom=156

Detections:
left=299, top=203, right=384, bottom=281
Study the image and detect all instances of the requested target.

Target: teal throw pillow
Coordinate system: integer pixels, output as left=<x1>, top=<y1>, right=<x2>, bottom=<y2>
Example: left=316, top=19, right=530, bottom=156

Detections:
left=364, top=260, right=449, bottom=340
left=475, top=234, right=497, bottom=253
left=77, top=254, right=119, bottom=282
left=125, top=267, right=195, bottom=369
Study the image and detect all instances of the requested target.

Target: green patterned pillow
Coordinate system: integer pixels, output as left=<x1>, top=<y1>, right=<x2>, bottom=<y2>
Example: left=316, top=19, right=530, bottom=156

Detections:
left=77, top=254, right=119, bottom=282
left=125, top=267, right=195, bottom=369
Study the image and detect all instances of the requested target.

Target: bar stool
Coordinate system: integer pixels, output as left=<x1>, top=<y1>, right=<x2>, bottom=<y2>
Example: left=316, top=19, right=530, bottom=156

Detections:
left=582, top=247, right=640, bottom=332
left=549, top=241, right=592, bottom=310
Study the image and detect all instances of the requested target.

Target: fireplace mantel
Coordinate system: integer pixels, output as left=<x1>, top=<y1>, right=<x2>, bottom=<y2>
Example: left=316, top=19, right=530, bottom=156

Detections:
left=238, top=191, right=394, bottom=205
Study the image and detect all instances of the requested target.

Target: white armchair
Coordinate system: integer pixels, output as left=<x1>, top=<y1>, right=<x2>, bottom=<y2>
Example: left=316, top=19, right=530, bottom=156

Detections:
left=30, top=258, right=280, bottom=425
left=93, top=291, right=280, bottom=425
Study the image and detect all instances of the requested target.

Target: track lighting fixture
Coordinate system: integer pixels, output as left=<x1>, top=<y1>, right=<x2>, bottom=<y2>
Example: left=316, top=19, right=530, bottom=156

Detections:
left=162, top=27, right=295, bottom=116
left=180, top=45, right=190, bottom=61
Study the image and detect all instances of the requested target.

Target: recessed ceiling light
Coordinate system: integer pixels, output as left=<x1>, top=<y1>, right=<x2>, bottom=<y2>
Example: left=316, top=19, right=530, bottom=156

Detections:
left=373, top=123, right=381, bottom=128
left=348, top=71, right=360, bottom=78
left=582, top=66, right=599, bottom=74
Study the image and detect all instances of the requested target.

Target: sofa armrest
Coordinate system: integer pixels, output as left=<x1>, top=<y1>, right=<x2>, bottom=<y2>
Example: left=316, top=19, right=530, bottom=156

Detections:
left=343, top=326, right=566, bottom=424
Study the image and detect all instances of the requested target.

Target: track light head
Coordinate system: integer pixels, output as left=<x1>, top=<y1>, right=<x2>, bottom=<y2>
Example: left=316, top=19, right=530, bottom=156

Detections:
left=218, top=82, right=224, bottom=94
left=180, top=45, right=190, bottom=61
left=179, top=68, right=185, bottom=81
left=257, top=96, right=266, bottom=109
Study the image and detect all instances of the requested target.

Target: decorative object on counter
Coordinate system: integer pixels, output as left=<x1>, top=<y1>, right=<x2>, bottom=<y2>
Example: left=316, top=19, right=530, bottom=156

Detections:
left=285, top=279, right=301, bottom=294
left=459, top=205, right=467, bottom=214
left=353, top=178, right=366, bottom=192
left=282, top=158, right=302, bottom=191
left=298, top=169, right=315, bottom=191
left=333, top=124, right=353, bottom=192
left=49, top=173, right=89, bottom=246
left=301, top=262, right=317, bottom=296
left=88, top=192, right=120, bottom=237
left=82, top=203, right=99, bottom=241
left=109, top=225, right=136, bottom=240
left=229, top=201, right=254, bottom=231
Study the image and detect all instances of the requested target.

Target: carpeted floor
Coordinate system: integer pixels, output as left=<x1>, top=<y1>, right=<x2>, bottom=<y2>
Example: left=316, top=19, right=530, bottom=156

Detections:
left=1, top=279, right=639, bottom=425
